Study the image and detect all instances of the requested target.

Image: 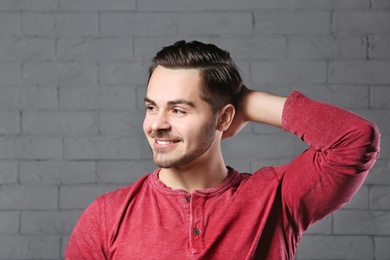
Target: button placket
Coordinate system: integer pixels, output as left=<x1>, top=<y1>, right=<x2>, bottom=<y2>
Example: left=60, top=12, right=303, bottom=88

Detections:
left=193, top=228, right=200, bottom=236
left=189, top=195, right=205, bottom=253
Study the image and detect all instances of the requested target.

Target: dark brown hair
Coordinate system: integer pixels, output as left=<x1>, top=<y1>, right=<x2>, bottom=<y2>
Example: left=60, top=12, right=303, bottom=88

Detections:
left=149, top=40, right=243, bottom=112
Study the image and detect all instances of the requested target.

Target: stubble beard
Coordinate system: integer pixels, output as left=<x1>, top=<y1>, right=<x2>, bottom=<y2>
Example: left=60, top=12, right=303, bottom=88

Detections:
left=150, top=120, right=216, bottom=169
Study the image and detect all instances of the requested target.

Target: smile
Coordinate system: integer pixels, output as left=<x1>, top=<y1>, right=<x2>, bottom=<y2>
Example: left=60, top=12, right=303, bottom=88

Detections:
left=157, top=140, right=174, bottom=145
left=155, top=139, right=180, bottom=145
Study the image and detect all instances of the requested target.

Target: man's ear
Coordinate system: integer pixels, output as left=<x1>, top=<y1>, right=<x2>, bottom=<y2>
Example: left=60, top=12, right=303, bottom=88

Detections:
left=216, top=104, right=235, bottom=132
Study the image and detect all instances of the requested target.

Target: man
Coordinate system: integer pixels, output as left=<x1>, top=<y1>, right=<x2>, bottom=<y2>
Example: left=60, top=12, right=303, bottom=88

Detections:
left=65, top=40, right=380, bottom=259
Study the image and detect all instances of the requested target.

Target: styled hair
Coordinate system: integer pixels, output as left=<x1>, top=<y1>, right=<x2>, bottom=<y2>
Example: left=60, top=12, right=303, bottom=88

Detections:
left=149, top=40, right=243, bottom=112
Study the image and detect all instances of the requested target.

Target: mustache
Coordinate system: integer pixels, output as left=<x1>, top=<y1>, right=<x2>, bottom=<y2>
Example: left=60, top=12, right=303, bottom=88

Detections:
left=150, top=130, right=181, bottom=140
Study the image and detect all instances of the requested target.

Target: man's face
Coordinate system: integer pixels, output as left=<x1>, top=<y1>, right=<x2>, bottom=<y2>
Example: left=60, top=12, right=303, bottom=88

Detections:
left=143, top=66, right=217, bottom=169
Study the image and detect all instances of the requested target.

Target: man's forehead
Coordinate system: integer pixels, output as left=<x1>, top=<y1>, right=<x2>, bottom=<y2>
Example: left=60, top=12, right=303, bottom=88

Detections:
left=145, top=66, right=208, bottom=105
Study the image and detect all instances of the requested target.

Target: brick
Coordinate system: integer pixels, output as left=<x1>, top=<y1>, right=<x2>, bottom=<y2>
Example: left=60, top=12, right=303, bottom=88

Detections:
left=369, top=35, right=390, bottom=59
left=378, top=135, right=390, bottom=160
left=136, top=86, right=148, bottom=110
left=222, top=133, right=302, bottom=159
left=371, top=186, right=390, bottom=210
left=57, top=38, right=133, bottom=61
left=292, top=0, right=369, bottom=9
left=97, top=160, right=157, bottom=184
left=287, top=36, right=366, bottom=60
left=333, top=11, right=390, bottom=35
left=0, top=185, right=58, bottom=210
left=0, top=87, right=57, bottom=109
left=0, top=0, right=58, bottom=11
left=0, top=2, right=385, bottom=259
left=21, top=210, right=82, bottom=235
left=133, top=36, right=214, bottom=61
left=0, top=111, right=19, bottom=134
left=330, top=61, right=390, bottom=84
left=235, top=62, right=250, bottom=83
left=99, top=62, right=149, bottom=85
left=60, top=184, right=122, bottom=209
left=22, top=111, right=98, bottom=135
left=0, top=136, right=62, bottom=160
left=253, top=123, right=285, bottom=134
left=365, top=160, right=390, bottom=185
left=251, top=61, right=327, bottom=84
left=0, top=62, right=21, bottom=84
left=64, top=135, right=149, bottom=160
left=333, top=210, right=390, bottom=235
left=0, top=13, right=20, bottom=35
left=354, top=109, right=390, bottom=134
left=0, top=211, right=19, bottom=234
left=101, top=13, right=176, bottom=36
left=22, top=62, right=98, bottom=86
left=252, top=84, right=292, bottom=97
left=343, top=185, right=369, bottom=209
left=20, top=161, right=96, bottom=184
left=372, top=0, right=390, bottom=8
left=254, top=11, right=331, bottom=34
left=60, top=87, right=136, bottom=110
left=297, top=85, right=369, bottom=109
left=304, top=215, right=332, bottom=235
left=212, top=37, right=286, bottom=60
left=138, top=0, right=290, bottom=10
left=100, top=112, right=145, bottom=135
left=0, top=161, right=18, bottom=184
left=0, top=235, right=60, bottom=259
left=224, top=158, right=251, bottom=173
left=60, top=0, right=136, bottom=11
left=178, top=12, right=252, bottom=35
left=375, top=237, right=390, bottom=260
left=296, top=235, right=373, bottom=259
left=0, top=38, right=55, bottom=61
left=371, top=86, right=390, bottom=109
left=22, top=12, right=99, bottom=37
left=62, top=236, right=69, bottom=259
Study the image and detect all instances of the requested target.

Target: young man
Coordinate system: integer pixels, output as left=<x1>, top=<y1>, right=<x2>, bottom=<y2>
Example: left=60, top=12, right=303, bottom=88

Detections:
left=65, top=41, right=380, bottom=259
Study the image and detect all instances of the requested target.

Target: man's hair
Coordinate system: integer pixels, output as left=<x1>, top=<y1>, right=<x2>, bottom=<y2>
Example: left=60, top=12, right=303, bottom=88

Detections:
left=149, top=40, right=243, bottom=112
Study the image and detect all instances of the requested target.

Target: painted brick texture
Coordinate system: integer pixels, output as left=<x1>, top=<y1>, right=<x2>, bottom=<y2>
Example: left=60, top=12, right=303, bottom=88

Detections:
left=0, top=1, right=388, bottom=259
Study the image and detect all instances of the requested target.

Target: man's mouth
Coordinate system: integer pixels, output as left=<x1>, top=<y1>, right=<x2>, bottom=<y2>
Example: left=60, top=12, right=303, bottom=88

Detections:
left=156, top=140, right=175, bottom=145
left=155, top=139, right=180, bottom=145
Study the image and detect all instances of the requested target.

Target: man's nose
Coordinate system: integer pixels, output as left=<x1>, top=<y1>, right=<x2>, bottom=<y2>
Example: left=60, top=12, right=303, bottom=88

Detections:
left=151, top=111, right=171, bottom=131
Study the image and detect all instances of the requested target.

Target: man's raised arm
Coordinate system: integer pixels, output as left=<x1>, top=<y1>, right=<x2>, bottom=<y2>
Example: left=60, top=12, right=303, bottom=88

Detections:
left=223, top=86, right=287, bottom=139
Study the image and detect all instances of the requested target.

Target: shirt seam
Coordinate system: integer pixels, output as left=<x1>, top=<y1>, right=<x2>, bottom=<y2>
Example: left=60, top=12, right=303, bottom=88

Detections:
left=151, top=168, right=241, bottom=198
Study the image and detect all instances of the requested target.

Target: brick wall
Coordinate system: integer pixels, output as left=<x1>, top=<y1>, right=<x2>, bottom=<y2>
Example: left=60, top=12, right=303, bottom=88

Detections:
left=0, top=0, right=388, bottom=259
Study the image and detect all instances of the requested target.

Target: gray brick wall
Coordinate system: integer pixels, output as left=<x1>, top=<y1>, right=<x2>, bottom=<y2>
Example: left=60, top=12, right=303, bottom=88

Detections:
left=0, top=1, right=388, bottom=259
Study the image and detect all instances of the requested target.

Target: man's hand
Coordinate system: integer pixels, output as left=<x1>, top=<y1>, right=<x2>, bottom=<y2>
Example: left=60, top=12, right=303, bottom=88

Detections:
left=222, top=85, right=287, bottom=140
left=222, top=85, right=251, bottom=140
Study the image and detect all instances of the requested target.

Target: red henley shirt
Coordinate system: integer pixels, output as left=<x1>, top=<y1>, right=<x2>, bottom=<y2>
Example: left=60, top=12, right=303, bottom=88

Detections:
left=65, top=91, right=380, bottom=259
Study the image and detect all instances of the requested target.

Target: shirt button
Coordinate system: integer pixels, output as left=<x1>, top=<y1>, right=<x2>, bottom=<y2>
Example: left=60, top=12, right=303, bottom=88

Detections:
left=185, top=197, right=191, bottom=202
left=193, top=228, right=200, bottom=235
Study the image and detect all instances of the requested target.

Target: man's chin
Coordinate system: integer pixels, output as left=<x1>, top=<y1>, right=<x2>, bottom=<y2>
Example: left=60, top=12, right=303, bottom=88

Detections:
left=153, top=156, right=186, bottom=169
left=153, top=157, right=175, bottom=168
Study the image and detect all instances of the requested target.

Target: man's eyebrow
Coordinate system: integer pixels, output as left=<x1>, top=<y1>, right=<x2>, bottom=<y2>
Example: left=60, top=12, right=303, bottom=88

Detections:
left=167, top=99, right=195, bottom=108
left=144, top=97, right=155, bottom=105
left=144, top=97, right=195, bottom=108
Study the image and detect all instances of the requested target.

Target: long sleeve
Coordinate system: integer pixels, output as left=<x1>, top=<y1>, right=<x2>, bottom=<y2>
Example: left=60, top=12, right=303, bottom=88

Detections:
left=65, top=197, right=107, bottom=259
left=278, top=91, right=380, bottom=234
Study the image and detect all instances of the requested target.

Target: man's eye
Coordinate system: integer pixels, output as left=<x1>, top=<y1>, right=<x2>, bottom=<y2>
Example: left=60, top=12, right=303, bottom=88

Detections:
left=146, top=106, right=157, bottom=111
left=173, top=109, right=185, bottom=114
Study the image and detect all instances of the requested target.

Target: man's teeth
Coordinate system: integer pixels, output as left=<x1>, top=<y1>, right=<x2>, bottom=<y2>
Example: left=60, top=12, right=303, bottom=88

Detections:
left=157, top=140, right=175, bottom=145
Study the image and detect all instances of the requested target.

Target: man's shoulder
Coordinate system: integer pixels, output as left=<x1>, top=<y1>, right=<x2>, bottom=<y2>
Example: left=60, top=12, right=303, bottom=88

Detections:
left=98, top=172, right=154, bottom=204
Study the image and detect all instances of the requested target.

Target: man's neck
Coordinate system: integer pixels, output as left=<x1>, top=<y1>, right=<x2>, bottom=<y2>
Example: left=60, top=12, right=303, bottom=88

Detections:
left=158, top=155, right=229, bottom=194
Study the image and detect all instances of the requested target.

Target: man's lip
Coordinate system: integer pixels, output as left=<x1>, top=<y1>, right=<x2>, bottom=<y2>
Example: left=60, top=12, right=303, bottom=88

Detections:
left=155, top=139, right=180, bottom=145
